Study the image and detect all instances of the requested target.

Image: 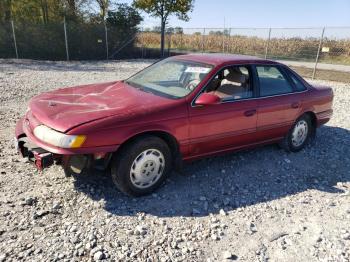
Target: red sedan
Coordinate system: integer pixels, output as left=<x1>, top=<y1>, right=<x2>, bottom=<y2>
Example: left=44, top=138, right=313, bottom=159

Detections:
left=15, top=54, right=333, bottom=196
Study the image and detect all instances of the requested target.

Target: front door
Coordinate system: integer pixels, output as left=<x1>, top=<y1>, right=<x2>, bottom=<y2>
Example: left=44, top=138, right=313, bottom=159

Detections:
left=188, top=65, right=258, bottom=158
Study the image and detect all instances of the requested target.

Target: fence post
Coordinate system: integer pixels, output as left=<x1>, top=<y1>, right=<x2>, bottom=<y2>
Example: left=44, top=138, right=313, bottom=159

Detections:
left=312, top=27, right=325, bottom=79
left=264, top=28, right=271, bottom=59
left=202, top=28, right=205, bottom=53
left=11, top=20, right=19, bottom=59
left=222, top=29, right=225, bottom=53
left=63, top=17, right=69, bottom=61
left=140, top=28, right=144, bottom=59
left=167, top=31, right=171, bottom=56
left=104, top=22, right=109, bottom=60
left=180, top=31, right=183, bottom=50
left=228, top=28, right=231, bottom=53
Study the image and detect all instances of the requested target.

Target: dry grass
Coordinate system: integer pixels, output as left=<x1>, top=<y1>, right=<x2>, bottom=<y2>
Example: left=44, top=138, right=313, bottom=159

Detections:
left=137, top=32, right=350, bottom=65
left=291, top=66, right=350, bottom=83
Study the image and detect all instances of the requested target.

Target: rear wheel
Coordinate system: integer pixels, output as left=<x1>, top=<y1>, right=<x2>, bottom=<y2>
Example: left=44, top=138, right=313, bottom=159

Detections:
left=111, top=136, right=172, bottom=196
left=280, top=114, right=314, bottom=152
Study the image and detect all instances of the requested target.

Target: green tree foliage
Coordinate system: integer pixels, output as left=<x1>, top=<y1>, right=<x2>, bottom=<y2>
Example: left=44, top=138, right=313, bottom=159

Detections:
left=0, top=0, right=91, bottom=23
left=106, top=3, right=142, bottom=29
left=95, top=0, right=110, bottom=21
left=0, top=0, right=143, bottom=60
left=133, top=0, right=194, bottom=57
left=106, top=4, right=143, bottom=58
left=174, top=27, right=183, bottom=34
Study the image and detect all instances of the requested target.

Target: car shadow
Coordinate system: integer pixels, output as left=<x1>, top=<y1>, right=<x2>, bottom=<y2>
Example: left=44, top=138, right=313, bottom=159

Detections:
left=72, top=125, right=350, bottom=217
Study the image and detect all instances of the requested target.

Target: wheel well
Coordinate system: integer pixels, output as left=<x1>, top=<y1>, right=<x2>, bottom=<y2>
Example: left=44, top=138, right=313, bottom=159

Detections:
left=114, top=131, right=182, bottom=170
left=304, top=111, right=317, bottom=128
left=303, top=111, right=318, bottom=138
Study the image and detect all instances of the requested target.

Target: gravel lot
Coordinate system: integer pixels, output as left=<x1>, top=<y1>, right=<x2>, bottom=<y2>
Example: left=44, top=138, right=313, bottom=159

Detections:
left=0, top=59, right=349, bottom=262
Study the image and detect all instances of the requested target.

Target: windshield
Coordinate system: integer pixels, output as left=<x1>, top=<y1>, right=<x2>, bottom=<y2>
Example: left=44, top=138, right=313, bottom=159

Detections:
left=125, top=59, right=213, bottom=99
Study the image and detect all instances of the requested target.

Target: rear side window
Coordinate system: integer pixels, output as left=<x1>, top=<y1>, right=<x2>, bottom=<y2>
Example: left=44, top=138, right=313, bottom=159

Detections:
left=256, top=66, right=293, bottom=97
left=289, top=72, right=307, bottom=91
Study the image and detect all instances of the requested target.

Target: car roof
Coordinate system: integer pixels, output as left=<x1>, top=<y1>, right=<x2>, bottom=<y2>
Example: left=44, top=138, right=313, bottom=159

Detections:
left=173, top=53, right=280, bottom=67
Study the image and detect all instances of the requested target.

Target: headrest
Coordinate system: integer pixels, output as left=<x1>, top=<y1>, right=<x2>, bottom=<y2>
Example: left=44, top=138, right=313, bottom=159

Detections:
left=225, top=69, right=246, bottom=84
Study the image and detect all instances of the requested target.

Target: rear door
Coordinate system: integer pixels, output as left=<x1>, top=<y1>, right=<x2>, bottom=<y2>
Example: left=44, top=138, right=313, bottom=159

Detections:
left=254, top=65, right=304, bottom=141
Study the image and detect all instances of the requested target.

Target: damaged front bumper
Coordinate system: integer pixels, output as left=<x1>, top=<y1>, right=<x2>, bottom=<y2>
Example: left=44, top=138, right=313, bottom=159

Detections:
left=15, top=136, right=55, bottom=170
left=15, top=117, right=114, bottom=172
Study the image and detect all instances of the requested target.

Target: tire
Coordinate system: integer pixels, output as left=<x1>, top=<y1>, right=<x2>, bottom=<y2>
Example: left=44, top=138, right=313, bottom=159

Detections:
left=111, top=136, right=172, bottom=196
left=62, top=155, right=89, bottom=177
left=279, top=114, right=314, bottom=152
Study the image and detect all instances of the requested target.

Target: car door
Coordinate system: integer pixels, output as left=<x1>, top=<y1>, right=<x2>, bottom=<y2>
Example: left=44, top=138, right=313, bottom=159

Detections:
left=254, top=65, right=304, bottom=141
left=187, top=65, right=258, bottom=157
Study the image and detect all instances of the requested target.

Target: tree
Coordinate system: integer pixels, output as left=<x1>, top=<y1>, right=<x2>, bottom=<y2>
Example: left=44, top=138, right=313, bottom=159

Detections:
left=209, top=30, right=223, bottom=36
left=106, top=4, right=143, bottom=58
left=166, top=27, right=174, bottom=34
left=106, top=4, right=142, bottom=30
left=152, top=26, right=161, bottom=33
left=133, top=0, right=194, bottom=57
left=174, top=26, right=183, bottom=34
left=95, top=0, right=110, bottom=21
left=0, top=0, right=13, bottom=22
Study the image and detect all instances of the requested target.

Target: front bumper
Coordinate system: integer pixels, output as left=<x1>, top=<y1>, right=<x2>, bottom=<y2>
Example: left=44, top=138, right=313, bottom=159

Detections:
left=15, top=136, right=55, bottom=170
left=15, top=117, right=116, bottom=171
left=17, top=117, right=118, bottom=155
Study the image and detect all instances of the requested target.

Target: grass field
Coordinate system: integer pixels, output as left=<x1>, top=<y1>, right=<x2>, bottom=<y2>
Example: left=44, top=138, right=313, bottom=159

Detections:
left=291, top=66, right=350, bottom=83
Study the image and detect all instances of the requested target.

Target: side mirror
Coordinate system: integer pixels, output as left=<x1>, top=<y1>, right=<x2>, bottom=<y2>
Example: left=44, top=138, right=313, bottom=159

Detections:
left=195, top=93, right=221, bottom=106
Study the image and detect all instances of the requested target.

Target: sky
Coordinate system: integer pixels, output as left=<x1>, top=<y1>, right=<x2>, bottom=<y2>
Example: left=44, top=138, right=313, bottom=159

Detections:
left=123, top=0, right=350, bottom=29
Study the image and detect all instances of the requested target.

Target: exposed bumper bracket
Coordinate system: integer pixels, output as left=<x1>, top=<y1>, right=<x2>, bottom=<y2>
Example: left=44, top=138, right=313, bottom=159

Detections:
left=16, top=137, right=54, bottom=170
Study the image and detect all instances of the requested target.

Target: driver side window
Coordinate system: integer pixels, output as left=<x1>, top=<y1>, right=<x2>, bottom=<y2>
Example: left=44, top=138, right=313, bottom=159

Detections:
left=205, top=65, right=253, bottom=101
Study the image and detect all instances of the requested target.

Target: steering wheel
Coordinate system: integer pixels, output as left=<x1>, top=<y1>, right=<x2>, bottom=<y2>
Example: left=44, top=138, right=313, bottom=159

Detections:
left=185, top=80, right=200, bottom=91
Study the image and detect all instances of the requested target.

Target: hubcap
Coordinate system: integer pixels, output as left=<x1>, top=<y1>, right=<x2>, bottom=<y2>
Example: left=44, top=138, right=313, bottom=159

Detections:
left=291, top=120, right=308, bottom=147
left=130, top=149, right=165, bottom=189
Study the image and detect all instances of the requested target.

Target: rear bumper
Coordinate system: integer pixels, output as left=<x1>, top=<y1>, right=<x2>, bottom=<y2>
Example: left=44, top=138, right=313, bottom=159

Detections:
left=316, top=109, right=333, bottom=126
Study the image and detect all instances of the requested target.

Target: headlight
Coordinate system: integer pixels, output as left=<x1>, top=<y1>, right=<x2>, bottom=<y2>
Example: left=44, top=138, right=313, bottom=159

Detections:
left=33, top=125, right=86, bottom=148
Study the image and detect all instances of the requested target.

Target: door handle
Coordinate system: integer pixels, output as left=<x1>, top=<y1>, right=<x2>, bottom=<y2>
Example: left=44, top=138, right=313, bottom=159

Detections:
left=244, top=109, right=256, bottom=117
left=291, top=102, right=300, bottom=109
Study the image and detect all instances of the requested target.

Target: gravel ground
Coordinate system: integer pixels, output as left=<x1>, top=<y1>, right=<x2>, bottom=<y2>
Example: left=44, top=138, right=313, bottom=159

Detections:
left=0, top=59, right=349, bottom=262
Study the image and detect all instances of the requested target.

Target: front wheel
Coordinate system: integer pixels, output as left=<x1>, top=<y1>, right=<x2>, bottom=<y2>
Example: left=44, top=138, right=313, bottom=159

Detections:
left=111, top=136, right=172, bottom=196
left=279, top=114, right=314, bottom=152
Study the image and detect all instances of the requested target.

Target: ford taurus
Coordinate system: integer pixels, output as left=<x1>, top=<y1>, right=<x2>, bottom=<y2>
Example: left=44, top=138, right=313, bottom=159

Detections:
left=15, top=54, right=334, bottom=196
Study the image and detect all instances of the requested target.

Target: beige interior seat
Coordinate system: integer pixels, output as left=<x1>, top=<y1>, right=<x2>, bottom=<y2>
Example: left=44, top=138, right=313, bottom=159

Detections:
left=209, top=68, right=251, bottom=100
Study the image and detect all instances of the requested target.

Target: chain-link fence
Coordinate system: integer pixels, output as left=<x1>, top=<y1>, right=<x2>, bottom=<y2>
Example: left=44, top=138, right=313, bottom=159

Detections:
left=160, top=27, right=350, bottom=63
left=132, top=27, right=350, bottom=78
left=0, top=19, right=140, bottom=61
left=1, top=22, right=350, bottom=79
left=166, top=27, right=350, bottom=79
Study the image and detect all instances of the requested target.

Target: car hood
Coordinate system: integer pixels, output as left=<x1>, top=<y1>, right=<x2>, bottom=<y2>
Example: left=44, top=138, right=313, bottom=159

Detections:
left=29, top=81, right=173, bottom=133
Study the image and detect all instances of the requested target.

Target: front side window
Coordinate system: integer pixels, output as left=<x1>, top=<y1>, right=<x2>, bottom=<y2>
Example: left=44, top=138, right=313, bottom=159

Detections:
left=126, top=59, right=213, bottom=99
left=256, top=66, right=293, bottom=97
left=204, top=65, right=253, bottom=101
